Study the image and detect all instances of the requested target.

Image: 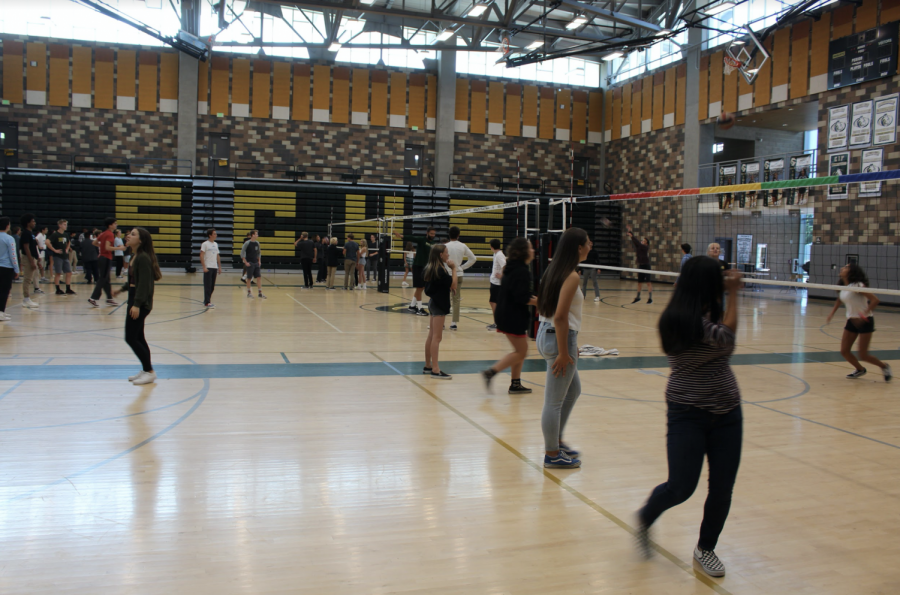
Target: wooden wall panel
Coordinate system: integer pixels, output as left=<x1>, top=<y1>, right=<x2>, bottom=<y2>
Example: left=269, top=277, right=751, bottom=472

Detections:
left=409, top=72, right=426, bottom=129
left=488, top=81, right=504, bottom=135
left=455, top=78, right=468, bottom=130
left=48, top=44, right=69, bottom=107
left=197, top=58, right=209, bottom=114
left=351, top=68, right=369, bottom=124
left=698, top=56, right=708, bottom=120
left=389, top=71, right=406, bottom=127
left=252, top=60, right=271, bottom=119
left=371, top=70, right=388, bottom=126
left=738, top=62, right=753, bottom=110
left=663, top=67, right=676, bottom=127
left=708, top=51, right=724, bottom=117
left=159, top=52, right=179, bottom=112
left=771, top=27, right=791, bottom=102
left=572, top=90, right=587, bottom=142
left=292, top=63, right=310, bottom=121
left=312, top=64, right=330, bottom=121
left=723, top=59, right=738, bottom=114
left=506, top=83, right=522, bottom=137
left=426, top=74, right=437, bottom=129
left=641, top=76, right=652, bottom=132
left=2, top=41, right=24, bottom=104
left=612, top=86, right=622, bottom=139
left=26, top=42, right=47, bottom=105
left=539, top=87, right=554, bottom=139
left=523, top=85, right=538, bottom=137
left=810, top=13, right=831, bottom=91
left=556, top=88, right=571, bottom=140
left=470, top=80, right=487, bottom=134
left=630, top=79, right=641, bottom=134
left=675, top=63, right=686, bottom=125
left=588, top=90, right=603, bottom=143
left=331, top=66, right=350, bottom=124
left=882, top=0, right=900, bottom=23
left=651, top=72, right=664, bottom=130
left=754, top=38, right=773, bottom=107
left=856, top=0, right=877, bottom=30
left=790, top=21, right=810, bottom=99
left=272, top=61, right=290, bottom=120
left=622, top=83, right=633, bottom=136
left=231, top=58, right=250, bottom=116
left=117, top=49, right=136, bottom=110
left=94, top=48, right=114, bottom=109
left=209, top=55, right=229, bottom=116
left=832, top=5, right=854, bottom=39
left=138, top=51, right=157, bottom=112
left=72, top=46, right=92, bottom=107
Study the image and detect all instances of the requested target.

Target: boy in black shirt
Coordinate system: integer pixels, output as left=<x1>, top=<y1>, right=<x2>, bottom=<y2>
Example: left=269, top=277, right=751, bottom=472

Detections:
left=48, top=219, right=77, bottom=295
left=19, top=214, right=40, bottom=309
left=293, top=231, right=317, bottom=289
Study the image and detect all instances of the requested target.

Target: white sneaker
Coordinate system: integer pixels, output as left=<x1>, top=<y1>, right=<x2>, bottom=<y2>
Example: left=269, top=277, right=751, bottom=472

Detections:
left=401, top=281, right=409, bottom=287
left=132, top=371, right=157, bottom=385
left=693, top=546, right=725, bottom=577
left=128, top=371, right=144, bottom=382
left=450, top=323, right=458, bottom=330
left=0, top=312, right=11, bottom=321
left=594, top=296, right=600, bottom=302
left=23, top=298, right=39, bottom=309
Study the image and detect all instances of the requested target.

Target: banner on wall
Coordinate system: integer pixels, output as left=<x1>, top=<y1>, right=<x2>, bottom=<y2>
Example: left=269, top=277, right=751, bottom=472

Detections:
left=736, top=234, right=753, bottom=266
left=850, top=100, right=874, bottom=149
left=827, top=105, right=849, bottom=151
left=740, top=162, right=760, bottom=208
left=827, top=152, right=850, bottom=200
left=717, top=164, right=737, bottom=210
left=873, top=94, right=898, bottom=146
left=789, top=154, right=811, bottom=205
left=859, top=148, right=884, bottom=198
left=763, top=158, right=784, bottom=207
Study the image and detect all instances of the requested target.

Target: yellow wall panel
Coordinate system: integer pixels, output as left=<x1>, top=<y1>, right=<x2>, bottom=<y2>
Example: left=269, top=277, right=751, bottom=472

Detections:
left=810, top=13, right=831, bottom=79
left=557, top=88, right=571, bottom=138
left=426, top=74, right=437, bottom=127
left=754, top=38, right=773, bottom=106
left=612, top=86, right=622, bottom=139
left=272, top=61, right=290, bottom=115
left=790, top=21, right=810, bottom=98
left=232, top=58, right=250, bottom=113
left=471, top=80, right=486, bottom=134
left=72, top=46, right=92, bottom=103
left=371, top=70, right=388, bottom=126
left=455, top=78, right=468, bottom=123
left=252, top=60, right=271, bottom=119
left=572, top=90, right=586, bottom=142
left=708, top=51, right=723, bottom=116
left=856, top=0, right=877, bottom=30
left=675, top=63, right=686, bottom=125
left=630, top=79, right=641, bottom=131
left=523, top=85, right=538, bottom=132
left=409, top=72, right=426, bottom=129
left=652, top=72, right=664, bottom=130
left=159, top=52, right=178, bottom=102
left=93, top=48, right=113, bottom=109
left=332, top=66, right=350, bottom=124
left=506, top=83, right=521, bottom=137
left=117, top=49, right=136, bottom=104
left=210, top=55, right=229, bottom=116
left=588, top=90, right=603, bottom=140
left=832, top=5, right=854, bottom=38
left=26, top=42, right=47, bottom=105
left=723, top=60, right=737, bottom=113
left=664, top=67, right=676, bottom=124
left=48, top=44, right=69, bottom=107
left=352, top=68, right=368, bottom=117
left=197, top=57, right=209, bottom=110
left=138, top=51, right=157, bottom=112
left=312, top=64, right=330, bottom=114
left=2, top=41, right=24, bottom=104
left=539, top=87, right=554, bottom=139
left=292, top=63, right=310, bottom=121
left=390, top=71, right=406, bottom=117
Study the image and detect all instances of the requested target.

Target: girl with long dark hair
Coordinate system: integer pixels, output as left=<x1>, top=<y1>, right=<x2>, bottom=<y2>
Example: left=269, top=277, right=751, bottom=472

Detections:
left=423, top=244, right=456, bottom=379
left=636, top=256, right=743, bottom=578
left=826, top=263, right=892, bottom=381
left=112, top=227, right=162, bottom=386
left=482, top=237, right=537, bottom=394
left=536, top=227, right=591, bottom=469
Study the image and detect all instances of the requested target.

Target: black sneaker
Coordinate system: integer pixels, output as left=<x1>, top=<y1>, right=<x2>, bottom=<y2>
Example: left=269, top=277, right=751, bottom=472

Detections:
left=846, top=368, right=867, bottom=379
left=486, top=323, right=497, bottom=331
left=634, top=513, right=653, bottom=560
left=34, top=288, right=45, bottom=294
left=88, top=298, right=99, bottom=308
left=56, top=288, right=66, bottom=296
left=508, top=384, right=533, bottom=395
left=422, top=367, right=433, bottom=375
left=106, top=299, right=119, bottom=306
left=647, top=298, right=653, bottom=304
left=693, top=546, right=726, bottom=577
left=407, top=305, right=418, bottom=312
left=631, top=296, right=641, bottom=304
left=430, top=370, right=452, bottom=379
left=481, top=369, right=496, bottom=390
left=65, top=288, right=77, bottom=295
left=415, top=308, right=429, bottom=316
left=558, top=441, right=580, bottom=458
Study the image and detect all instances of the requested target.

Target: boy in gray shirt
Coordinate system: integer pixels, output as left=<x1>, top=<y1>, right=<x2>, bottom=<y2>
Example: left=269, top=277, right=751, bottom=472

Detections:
left=241, top=230, right=267, bottom=299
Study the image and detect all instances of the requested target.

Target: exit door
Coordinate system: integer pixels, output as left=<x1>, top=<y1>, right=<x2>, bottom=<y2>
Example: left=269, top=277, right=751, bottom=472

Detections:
left=0, top=122, right=18, bottom=169
left=573, top=157, right=589, bottom=194
left=209, top=133, right=231, bottom=177
left=404, top=144, right=423, bottom=186
left=714, top=236, right=733, bottom=268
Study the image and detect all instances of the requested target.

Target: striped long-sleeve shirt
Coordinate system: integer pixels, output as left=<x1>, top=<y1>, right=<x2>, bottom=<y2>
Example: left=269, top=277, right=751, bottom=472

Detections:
left=665, top=318, right=741, bottom=414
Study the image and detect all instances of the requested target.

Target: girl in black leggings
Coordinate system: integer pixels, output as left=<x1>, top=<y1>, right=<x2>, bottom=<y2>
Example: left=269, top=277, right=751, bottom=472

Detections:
left=112, top=227, right=162, bottom=386
left=636, top=256, right=744, bottom=578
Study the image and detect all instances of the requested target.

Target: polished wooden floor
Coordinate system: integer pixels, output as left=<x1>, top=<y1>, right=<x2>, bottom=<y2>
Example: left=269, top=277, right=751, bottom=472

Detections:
left=1, top=271, right=898, bottom=594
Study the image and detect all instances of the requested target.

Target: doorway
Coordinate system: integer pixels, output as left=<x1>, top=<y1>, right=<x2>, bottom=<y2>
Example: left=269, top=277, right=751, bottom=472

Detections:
left=404, top=144, right=423, bottom=186
left=0, top=122, right=19, bottom=169
left=209, top=133, right=231, bottom=177
left=714, top=236, right=733, bottom=267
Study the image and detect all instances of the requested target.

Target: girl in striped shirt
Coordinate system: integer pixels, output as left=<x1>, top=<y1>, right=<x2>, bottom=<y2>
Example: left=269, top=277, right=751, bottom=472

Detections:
left=635, top=256, right=744, bottom=578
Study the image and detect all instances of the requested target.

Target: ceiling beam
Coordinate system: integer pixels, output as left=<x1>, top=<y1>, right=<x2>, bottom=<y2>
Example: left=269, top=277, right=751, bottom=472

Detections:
left=556, top=0, right=661, bottom=31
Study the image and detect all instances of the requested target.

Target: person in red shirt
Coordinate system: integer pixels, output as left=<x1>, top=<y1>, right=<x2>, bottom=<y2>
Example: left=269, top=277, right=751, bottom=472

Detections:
left=88, top=217, right=119, bottom=307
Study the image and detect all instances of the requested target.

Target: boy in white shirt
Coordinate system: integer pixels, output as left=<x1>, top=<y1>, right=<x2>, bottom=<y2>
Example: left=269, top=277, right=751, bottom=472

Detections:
left=487, top=238, right=506, bottom=331
left=200, top=229, right=222, bottom=308
left=444, top=226, right=477, bottom=330
left=35, top=225, right=49, bottom=285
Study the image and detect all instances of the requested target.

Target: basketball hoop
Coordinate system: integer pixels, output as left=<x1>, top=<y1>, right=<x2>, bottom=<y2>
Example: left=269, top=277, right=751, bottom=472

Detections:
left=500, top=36, right=510, bottom=55
left=724, top=54, right=742, bottom=76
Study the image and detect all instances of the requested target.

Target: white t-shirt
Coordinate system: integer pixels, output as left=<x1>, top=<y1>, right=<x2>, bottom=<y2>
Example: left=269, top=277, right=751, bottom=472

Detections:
left=201, top=241, right=220, bottom=269
left=840, top=282, right=871, bottom=319
left=490, top=250, right=506, bottom=286
left=444, top=240, right=477, bottom=277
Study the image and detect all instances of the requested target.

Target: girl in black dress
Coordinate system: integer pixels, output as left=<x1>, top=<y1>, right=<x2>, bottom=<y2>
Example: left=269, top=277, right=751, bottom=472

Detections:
left=423, top=244, right=457, bottom=379
left=481, top=237, right=537, bottom=394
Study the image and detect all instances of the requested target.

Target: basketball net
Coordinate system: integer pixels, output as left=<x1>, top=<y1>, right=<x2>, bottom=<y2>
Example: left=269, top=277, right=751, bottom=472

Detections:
left=724, top=54, right=742, bottom=76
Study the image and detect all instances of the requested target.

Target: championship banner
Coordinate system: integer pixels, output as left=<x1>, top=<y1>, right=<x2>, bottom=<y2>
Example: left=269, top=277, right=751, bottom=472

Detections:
left=828, top=104, right=849, bottom=151
left=763, top=158, right=784, bottom=206
left=859, top=148, right=884, bottom=198
left=789, top=154, right=811, bottom=205
left=740, top=162, right=760, bottom=208
left=873, top=94, right=898, bottom=146
left=850, top=100, right=874, bottom=149
left=717, top=164, right=737, bottom=209
left=827, top=152, right=850, bottom=200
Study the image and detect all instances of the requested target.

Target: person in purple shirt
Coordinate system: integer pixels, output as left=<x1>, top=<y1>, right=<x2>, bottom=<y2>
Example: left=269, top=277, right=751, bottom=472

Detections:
left=626, top=224, right=653, bottom=304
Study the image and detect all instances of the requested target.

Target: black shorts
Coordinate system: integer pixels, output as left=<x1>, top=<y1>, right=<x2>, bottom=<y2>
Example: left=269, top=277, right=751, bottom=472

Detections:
left=637, top=263, right=651, bottom=282
left=428, top=299, right=449, bottom=317
left=246, top=263, right=262, bottom=279
left=489, top=283, right=501, bottom=303
left=413, top=265, right=425, bottom=288
left=844, top=316, right=875, bottom=334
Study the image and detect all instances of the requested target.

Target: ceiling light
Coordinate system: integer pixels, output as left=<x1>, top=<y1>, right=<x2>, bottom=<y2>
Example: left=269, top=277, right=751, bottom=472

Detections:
left=526, top=40, right=544, bottom=50
left=360, top=0, right=376, bottom=4
left=328, top=42, right=342, bottom=51
left=566, top=17, right=588, bottom=30
left=436, top=29, right=456, bottom=41
left=602, top=52, right=623, bottom=61
left=654, top=29, right=671, bottom=37
left=704, top=2, right=735, bottom=16
left=467, top=3, right=489, bottom=17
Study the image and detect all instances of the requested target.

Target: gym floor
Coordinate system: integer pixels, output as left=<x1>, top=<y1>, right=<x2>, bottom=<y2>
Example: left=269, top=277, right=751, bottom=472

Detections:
left=1, top=271, right=898, bottom=594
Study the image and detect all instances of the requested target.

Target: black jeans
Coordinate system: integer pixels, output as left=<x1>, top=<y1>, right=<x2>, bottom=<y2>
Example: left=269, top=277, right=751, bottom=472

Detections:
left=124, top=306, right=152, bottom=372
left=301, top=258, right=313, bottom=288
left=114, top=255, right=124, bottom=277
left=0, top=267, right=14, bottom=312
left=90, top=257, right=113, bottom=300
left=203, top=269, right=218, bottom=304
left=640, top=402, right=743, bottom=551
left=316, top=259, right=327, bottom=282
left=366, top=255, right=379, bottom=280
left=83, top=260, right=99, bottom=284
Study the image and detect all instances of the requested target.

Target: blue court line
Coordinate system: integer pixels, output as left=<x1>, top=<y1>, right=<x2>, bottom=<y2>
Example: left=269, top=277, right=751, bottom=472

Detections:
left=0, top=381, right=24, bottom=402
left=2, top=350, right=897, bottom=381
left=281, top=352, right=291, bottom=363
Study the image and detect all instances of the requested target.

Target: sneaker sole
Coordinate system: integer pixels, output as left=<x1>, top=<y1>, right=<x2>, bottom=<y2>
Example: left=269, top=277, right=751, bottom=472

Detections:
left=430, top=375, right=452, bottom=379
left=543, top=461, right=581, bottom=468
left=693, top=560, right=725, bottom=578
left=508, top=389, right=533, bottom=394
